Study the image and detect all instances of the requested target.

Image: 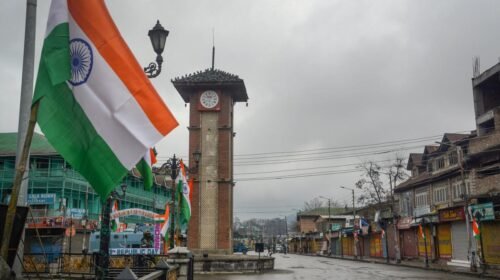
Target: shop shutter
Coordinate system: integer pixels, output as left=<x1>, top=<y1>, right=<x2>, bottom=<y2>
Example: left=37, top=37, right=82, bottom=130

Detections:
left=451, top=222, right=467, bottom=261
left=437, top=224, right=452, bottom=259
left=402, top=229, right=418, bottom=258
left=482, top=222, right=500, bottom=264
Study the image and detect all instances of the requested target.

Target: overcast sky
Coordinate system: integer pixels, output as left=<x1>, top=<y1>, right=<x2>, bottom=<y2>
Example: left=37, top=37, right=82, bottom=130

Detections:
left=1, top=0, right=500, bottom=221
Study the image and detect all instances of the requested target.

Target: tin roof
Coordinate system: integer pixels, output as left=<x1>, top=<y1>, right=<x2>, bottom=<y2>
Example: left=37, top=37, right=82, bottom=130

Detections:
left=0, top=132, right=57, bottom=156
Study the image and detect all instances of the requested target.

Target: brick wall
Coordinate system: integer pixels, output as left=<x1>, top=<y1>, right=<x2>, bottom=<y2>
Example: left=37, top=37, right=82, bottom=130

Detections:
left=475, top=172, right=500, bottom=194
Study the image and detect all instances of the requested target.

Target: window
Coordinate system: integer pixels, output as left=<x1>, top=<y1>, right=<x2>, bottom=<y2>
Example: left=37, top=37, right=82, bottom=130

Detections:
left=415, top=191, right=429, bottom=207
left=35, top=158, right=49, bottom=169
left=452, top=176, right=471, bottom=200
left=433, top=185, right=448, bottom=204
left=400, top=192, right=412, bottom=216
left=412, top=167, right=419, bottom=177
left=427, top=161, right=433, bottom=172
left=449, top=153, right=458, bottom=165
left=437, top=157, right=445, bottom=169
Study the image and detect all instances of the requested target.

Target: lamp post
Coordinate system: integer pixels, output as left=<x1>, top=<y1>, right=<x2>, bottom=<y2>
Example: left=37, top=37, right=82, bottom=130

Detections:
left=160, top=151, right=201, bottom=250
left=96, top=183, right=127, bottom=279
left=143, top=20, right=169, bottom=78
left=319, top=196, right=332, bottom=255
left=340, top=186, right=357, bottom=259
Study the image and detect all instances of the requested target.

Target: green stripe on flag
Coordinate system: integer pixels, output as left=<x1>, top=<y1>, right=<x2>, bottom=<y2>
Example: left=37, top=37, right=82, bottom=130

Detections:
left=137, top=158, right=154, bottom=191
left=33, top=23, right=128, bottom=200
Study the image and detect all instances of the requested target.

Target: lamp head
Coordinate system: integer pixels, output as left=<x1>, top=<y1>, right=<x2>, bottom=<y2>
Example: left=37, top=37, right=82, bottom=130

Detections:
left=192, top=150, right=202, bottom=164
left=148, top=20, right=169, bottom=55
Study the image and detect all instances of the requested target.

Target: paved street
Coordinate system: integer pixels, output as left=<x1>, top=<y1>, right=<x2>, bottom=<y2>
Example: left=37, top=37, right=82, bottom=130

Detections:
left=197, top=253, right=479, bottom=280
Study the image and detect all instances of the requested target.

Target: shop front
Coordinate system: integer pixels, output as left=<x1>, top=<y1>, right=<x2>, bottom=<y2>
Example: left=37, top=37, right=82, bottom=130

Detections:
left=330, top=231, right=341, bottom=256
left=398, top=216, right=418, bottom=259
left=437, top=207, right=465, bottom=260
left=341, top=228, right=354, bottom=256
left=470, top=202, right=499, bottom=265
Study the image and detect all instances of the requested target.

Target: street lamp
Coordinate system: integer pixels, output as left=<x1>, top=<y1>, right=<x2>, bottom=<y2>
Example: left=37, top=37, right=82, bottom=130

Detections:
left=96, top=183, right=127, bottom=279
left=319, top=196, right=333, bottom=256
left=160, top=151, right=201, bottom=250
left=144, top=20, right=169, bottom=78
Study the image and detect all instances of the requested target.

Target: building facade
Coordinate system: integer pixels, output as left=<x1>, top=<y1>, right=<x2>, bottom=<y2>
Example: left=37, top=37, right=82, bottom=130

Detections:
left=0, top=132, right=171, bottom=255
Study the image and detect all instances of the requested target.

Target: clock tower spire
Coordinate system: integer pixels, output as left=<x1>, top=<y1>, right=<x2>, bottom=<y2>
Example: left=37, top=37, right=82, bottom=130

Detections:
left=172, top=68, right=248, bottom=255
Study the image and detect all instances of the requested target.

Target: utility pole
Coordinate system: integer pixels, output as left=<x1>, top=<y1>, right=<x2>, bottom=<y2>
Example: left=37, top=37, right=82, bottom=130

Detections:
left=1, top=0, right=37, bottom=273
left=284, top=216, right=288, bottom=254
left=458, top=146, right=476, bottom=272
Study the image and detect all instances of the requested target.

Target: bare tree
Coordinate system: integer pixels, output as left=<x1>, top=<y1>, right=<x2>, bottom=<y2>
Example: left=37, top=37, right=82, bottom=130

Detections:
left=303, top=197, right=324, bottom=211
left=387, top=155, right=408, bottom=200
left=355, top=161, right=386, bottom=205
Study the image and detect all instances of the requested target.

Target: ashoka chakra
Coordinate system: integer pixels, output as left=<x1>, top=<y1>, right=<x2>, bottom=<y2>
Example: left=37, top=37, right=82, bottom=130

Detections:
left=69, top=38, right=93, bottom=86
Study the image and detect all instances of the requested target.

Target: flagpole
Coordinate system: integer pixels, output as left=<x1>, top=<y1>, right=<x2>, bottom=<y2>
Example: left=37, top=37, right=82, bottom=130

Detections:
left=0, top=103, right=39, bottom=261
left=0, top=0, right=37, bottom=267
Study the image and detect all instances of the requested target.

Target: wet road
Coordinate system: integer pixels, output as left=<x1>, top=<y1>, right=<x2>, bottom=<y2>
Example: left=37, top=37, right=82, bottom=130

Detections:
left=196, top=253, right=478, bottom=280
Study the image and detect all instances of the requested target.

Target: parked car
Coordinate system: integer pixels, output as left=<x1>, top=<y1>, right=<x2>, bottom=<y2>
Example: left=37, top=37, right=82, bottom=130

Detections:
left=233, top=243, right=248, bottom=254
left=275, top=244, right=283, bottom=253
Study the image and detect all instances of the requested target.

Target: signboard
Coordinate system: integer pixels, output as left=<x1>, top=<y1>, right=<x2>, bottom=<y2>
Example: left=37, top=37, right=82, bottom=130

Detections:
left=397, top=217, right=413, bottom=230
left=110, top=208, right=158, bottom=220
left=28, top=193, right=56, bottom=205
left=331, top=224, right=342, bottom=231
left=414, top=205, right=431, bottom=217
left=154, top=223, right=161, bottom=251
left=109, top=248, right=160, bottom=255
left=439, top=207, right=465, bottom=222
left=469, top=202, right=495, bottom=221
left=69, top=208, right=86, bottom=219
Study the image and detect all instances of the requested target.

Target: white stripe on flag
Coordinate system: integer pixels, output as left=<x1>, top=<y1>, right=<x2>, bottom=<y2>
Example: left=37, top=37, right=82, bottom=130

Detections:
left=46, top=0, right=67, bottom=37
left=68, top=15, right=163, bottom=169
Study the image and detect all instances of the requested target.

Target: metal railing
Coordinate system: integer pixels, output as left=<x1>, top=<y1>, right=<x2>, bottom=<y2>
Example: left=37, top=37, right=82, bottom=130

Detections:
left=23, top=253, right=179, bottom=279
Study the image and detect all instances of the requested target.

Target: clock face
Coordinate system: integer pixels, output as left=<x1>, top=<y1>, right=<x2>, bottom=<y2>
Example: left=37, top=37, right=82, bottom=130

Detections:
left=200, top=90, right=219, bottom=109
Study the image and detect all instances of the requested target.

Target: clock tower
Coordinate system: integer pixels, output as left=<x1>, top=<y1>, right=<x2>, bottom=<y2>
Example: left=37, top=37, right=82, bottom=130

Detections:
left=172, top=68, right=248, bottom=254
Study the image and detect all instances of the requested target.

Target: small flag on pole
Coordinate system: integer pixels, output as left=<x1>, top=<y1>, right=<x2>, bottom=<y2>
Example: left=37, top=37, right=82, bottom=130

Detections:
left=418, top=224, right=426, bottom=240
left=472, top=218, right=480, bottom=240
left=111, top=200, right=120, bottom=232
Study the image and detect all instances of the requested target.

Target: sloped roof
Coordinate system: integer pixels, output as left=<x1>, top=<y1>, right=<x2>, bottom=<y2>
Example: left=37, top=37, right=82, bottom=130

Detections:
left=0, top=132, right=57, bottom=156
left=172, top=68, right=243, bottom=83
left=443, top=133, right=470, bottom=143
left=172, top=68, right=248, bottom=103
left=407, top=153, right=423, bottom=170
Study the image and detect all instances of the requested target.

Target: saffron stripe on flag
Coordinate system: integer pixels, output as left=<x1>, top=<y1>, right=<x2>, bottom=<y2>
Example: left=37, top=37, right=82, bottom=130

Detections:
left=68, top=0, right=178, bottom=135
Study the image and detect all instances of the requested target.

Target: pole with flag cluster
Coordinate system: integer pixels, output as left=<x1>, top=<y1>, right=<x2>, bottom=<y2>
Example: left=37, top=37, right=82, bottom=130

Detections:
left=419, top=223, right=429, bottom=268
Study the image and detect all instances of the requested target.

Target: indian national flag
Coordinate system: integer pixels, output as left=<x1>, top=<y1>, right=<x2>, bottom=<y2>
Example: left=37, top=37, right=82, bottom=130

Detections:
left=137, top=148, right=157, bottom=191
left=472, top=218, right=480, bottom=240
left=111, top=200, right=120, bottom=232
left=33, top=0, right=178, bottom=200
left=160, top=204, right=171, bottom=243
left=418, top=224, right=426, bottom=240
left=177, top=161, right=192, bottom=230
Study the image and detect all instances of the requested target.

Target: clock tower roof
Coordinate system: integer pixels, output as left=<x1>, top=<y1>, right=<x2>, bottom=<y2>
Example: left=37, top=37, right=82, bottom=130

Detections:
left=172, top=68, right=248, bottom=103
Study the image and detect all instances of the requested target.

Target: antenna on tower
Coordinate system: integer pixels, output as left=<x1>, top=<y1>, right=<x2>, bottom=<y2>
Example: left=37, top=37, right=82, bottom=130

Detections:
left=473, top=56, right=480, bottom=78
left=211, top=28, right=215, bottom=70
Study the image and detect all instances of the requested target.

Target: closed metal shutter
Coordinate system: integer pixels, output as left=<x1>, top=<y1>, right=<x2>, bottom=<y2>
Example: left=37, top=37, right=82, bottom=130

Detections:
left=402, top=229, right=418, bottom=258
left=451, top=222, right=467, bottom=261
